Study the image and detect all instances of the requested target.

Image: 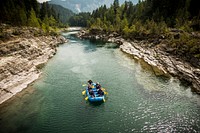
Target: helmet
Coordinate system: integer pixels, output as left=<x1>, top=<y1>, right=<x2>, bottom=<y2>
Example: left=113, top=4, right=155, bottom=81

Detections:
left=88, top=80, right=92, bottom=83
left=96, top=82, right=99, bottom=85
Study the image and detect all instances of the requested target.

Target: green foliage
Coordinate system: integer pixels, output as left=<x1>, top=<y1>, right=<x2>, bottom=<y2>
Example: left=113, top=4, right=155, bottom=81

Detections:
left=68, top=12, right=91, bottom=27
left=170, top=33, right=200, bottom=59
left=144, top=19, right=168, bottom=35
left=41, top=15, right=59, bottom=34
left=41, top=15, right=49, bottom=32
left=48, top=16, right=57, bottom=27
left=27, top=8, right=40, bottom=27
left=18, top=8, right=28, bottom=26
left=0, top=0, right=65, bottom=30
left=83, top=0, right=200, bottom=63
left=121, top=18, right=129, bottom=33
left=49, top=4, right=74, bottom=24
left=87, top=0, right=199, bottom=35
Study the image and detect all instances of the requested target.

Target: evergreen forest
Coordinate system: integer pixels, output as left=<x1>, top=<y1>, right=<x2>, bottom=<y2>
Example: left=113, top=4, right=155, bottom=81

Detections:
left=76, top=0, right=199, bottom=32
left=0, top=0, right=71, bottom=32
left=0, top=0, right=199, bottom=62
left=69, top=0, right=200, bottom=63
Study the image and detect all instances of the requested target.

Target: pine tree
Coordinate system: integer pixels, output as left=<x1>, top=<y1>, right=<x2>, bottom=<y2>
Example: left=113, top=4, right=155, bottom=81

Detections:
left=18, top=7, right=27, bottom=26
left=113, top=0, right=119, bottom=15
left=40, top=2, right=47, bottom=21
left=49, top=15, right=57, bottom=27
left=28, top=8, right=40, bottom=27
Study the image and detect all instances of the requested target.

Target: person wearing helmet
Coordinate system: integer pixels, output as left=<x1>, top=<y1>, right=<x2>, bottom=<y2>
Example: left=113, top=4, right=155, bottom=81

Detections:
left=87, top=80, right=93, bottom=90
left=96, top=82, right=104, bottom=96
left=88, top=80, right=93, bottom=85
left=89, top=89, right=95, bottom=97
left=97, top=88, right=104, bottom=96
left=87, top=80, right=95, bottom=97
left=96, top=82, right=101, bottom=90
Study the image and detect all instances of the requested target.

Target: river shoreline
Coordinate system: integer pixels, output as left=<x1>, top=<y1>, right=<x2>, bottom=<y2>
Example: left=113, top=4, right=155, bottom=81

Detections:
left=0, top=25, right=67, bottom=104
left=77, top=29, right=200, bottom=94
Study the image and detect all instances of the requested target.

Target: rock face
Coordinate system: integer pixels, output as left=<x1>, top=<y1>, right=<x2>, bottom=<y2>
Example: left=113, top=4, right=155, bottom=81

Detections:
left=0, top=26, right=67, bottom=104
left=120, top=41, right=200, bottom=93
left=78, top=30, right=200, bottom=94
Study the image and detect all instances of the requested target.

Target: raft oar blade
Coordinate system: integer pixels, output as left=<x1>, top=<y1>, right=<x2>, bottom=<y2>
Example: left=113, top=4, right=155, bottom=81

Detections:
left=82, top=90, right=86, bottom=95
left=82, top=84, right=87, bottom=87
left=104, top=91, right=108, bottom=95
left=103, top=98, right=106, bottom=102
left=85, top=97, right=88, bottom=101
left=102, top=88, right=106, bottom=91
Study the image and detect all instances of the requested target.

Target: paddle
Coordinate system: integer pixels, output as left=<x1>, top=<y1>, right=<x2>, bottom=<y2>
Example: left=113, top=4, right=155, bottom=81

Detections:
left=101, top=88, right=108, bottom=95
left=104, top=91, right=108, bottom=95
left=82, top=84, right=87, bottom=87
left=85, top=96, right=88, bottom=100
left=82, top=90, right=86, bottom=95
left=103, top=98, right=106, bottom=102
left=102, top=88, right=106, bottom=91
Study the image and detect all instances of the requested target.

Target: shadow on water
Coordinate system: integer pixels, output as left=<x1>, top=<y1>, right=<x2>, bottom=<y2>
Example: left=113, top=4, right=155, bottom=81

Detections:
left=104, top=43, right=119, bottom=49
left=88, top=101, right=104, bottom=106
left=65, top=33, right=80, bottom=41
left=65, top=33, right=119, bottom=54
left=83, top=40, right=98, bottom=53
left=82, top=95, right=107, bottom=107
left=82, top=39, right=120, bottom=53
left=88, top=39, right=119, bottom=49
left=89, top=39, right=107, bottom=46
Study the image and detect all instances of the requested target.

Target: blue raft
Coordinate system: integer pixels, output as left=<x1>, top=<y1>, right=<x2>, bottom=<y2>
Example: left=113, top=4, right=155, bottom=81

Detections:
left=86, top=88, right=105, bottom=102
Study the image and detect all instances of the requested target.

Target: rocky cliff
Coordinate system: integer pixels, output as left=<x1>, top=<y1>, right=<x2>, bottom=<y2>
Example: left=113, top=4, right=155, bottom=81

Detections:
left=77, top=30, right=200, bottom=94
left=0, top=25, right=67, bottom=104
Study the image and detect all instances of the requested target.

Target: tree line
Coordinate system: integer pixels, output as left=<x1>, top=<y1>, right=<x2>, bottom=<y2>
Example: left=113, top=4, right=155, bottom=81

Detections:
left=74, top=0, right=199, bottom=64
left=86, top=0, right=199, bottom=35
left=0, top=0, right=67, bottom=32
left=67, top=0, right=200, bottom=36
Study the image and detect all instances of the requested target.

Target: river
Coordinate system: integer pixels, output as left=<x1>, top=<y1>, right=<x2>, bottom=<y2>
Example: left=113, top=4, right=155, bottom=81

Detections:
left=0, top=31, right=200, bottom=133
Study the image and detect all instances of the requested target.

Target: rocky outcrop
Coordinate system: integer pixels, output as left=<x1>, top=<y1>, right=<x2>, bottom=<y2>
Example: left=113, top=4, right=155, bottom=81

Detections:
left=78, top=30, right=200, bottom=94
left=0, top=26, right=67, bottom=104
left=120, top=41, right=200, bottom=93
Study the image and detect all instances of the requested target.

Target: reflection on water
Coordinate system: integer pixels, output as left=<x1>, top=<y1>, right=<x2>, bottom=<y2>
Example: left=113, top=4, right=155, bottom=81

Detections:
left=0, top=31, right=200, bottom=133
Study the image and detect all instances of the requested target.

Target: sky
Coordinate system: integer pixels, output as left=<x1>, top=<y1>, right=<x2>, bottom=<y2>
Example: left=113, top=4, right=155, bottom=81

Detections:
left=37, top=0, right=138, bottom=12
left=37, top=0, right=50, bottom=3
left=37, top=0, right=138, bottom=4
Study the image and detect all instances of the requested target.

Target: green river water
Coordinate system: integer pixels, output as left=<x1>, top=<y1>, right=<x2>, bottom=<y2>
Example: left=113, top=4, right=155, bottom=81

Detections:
left=0, top=31, right=200, bottom=133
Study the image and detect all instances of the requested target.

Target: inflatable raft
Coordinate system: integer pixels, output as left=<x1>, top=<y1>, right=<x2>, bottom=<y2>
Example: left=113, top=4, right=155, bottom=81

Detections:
left=82, top=83, right=106, bottom=102
left=86, top=88, right=105, bottom=102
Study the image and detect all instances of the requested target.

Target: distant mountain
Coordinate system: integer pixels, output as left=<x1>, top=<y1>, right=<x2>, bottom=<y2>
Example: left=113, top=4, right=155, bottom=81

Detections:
left=48, top=0, right=138, bottom=13
left=49, top=4, right=74, bottom=24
